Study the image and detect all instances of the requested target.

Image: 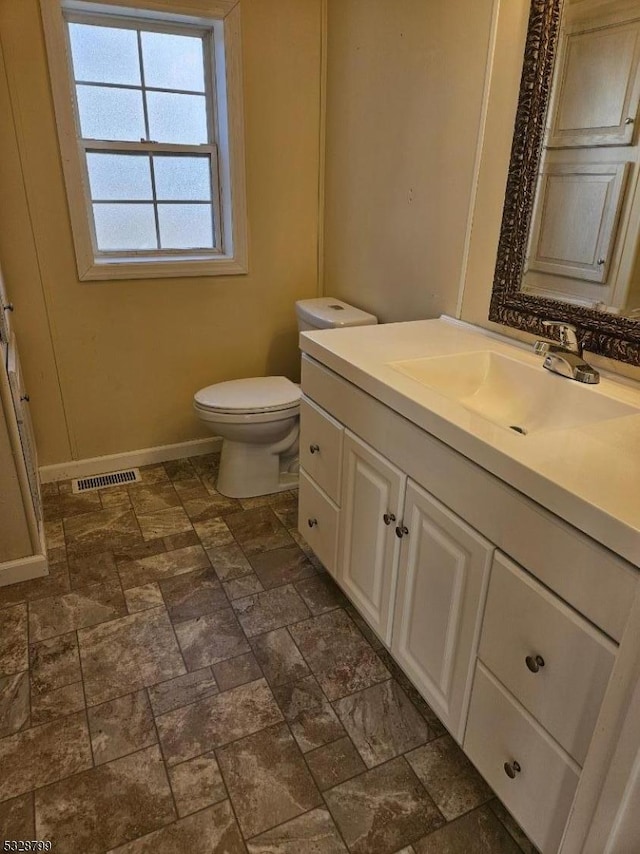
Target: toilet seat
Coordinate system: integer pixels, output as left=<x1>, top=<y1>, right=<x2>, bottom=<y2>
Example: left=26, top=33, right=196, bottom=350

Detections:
left=194, top=376, right=301, bottom=415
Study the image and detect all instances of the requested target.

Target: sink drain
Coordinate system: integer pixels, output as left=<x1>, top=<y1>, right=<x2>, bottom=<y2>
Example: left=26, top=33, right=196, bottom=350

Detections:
left=509, top=425, right=528, bottom=435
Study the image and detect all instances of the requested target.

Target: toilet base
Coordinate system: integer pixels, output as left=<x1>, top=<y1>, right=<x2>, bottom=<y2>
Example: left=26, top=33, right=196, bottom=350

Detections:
left=215, top=437, right=299, bottom=498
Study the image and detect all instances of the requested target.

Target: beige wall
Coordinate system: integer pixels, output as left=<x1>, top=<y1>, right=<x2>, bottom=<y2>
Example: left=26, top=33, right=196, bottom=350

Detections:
left=322, top=0, right=495, bottom=322
left=0, top=0, right=323, bottom=466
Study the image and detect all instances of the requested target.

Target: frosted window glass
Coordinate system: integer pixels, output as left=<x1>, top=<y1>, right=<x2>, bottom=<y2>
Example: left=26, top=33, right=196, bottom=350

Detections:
left=93, top=204, right=157, bottom=251
left=147, top=92, right=208, bottom=144
left=68, top=23, right=141, bottom=85
left=153, top=157, right=211, bottom=200
left=77, top=86, right=145, bottom=141
left=141, top=31, right=205, bottom=92
left=158, top=205, right=213, bottom=249
left=87, top=154, right=152, bottom=200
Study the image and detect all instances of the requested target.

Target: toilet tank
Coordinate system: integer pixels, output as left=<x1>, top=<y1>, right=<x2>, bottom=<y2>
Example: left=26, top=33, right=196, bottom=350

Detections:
left=295, top=298, right=378, bottom=332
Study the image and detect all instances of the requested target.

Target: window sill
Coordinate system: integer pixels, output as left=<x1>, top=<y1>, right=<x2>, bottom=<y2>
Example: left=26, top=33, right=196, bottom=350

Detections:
left=79, top=254, right=248, bottom=281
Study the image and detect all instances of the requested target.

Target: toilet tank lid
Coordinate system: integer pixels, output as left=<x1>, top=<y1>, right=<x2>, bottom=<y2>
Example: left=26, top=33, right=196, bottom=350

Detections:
left=295, top=298, right=378, bottom=329
left=194, top=376, right=301, bottom=412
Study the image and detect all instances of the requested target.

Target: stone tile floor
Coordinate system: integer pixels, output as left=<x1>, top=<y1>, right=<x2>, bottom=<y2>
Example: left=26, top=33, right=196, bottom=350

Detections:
left=0, top=454, right=539, bottom=853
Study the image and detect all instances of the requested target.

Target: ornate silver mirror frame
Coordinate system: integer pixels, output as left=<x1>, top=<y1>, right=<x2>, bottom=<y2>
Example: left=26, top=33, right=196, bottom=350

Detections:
left=489, top=0, right=640, bottom=366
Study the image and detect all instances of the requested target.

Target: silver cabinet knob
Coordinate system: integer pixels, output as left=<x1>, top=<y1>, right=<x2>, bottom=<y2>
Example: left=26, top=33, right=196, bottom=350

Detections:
left=525, top=654, right=545, bottom=673
left=3, top=302, right=13, bottom=312
left=597, top=258, right=606, bottom=266
left=395, top=525, right=409, bottom=539
left=625, top=117, right=635, bottom=124
left=383, top=513, right=396, bottom=526
left=20, top=394, right=30, bottom=403
left=309, top=444, right=320, bottom=454
left=504, top=760, right=521, bottom=779
left=307, top=518, right=318, bottom=528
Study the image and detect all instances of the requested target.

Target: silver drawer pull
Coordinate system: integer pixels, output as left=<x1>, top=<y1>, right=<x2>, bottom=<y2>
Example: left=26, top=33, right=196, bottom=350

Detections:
left=525, top=654, right=545, bottom=673
left=20, top=394, right=30, bottom=403
left=309, top=444, right=320, bottom=454
left=504, top=760, right=521, bottom=779
left=307, top=518, right=318, bottom=528
left=395, top=525, right=409, bottom=539
left=383, top=513, right=396, bottom=526
left=3, top=302, right=14, bottom=312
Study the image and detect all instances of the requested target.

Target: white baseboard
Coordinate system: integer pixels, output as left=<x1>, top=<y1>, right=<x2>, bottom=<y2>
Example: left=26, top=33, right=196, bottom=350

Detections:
left=0, top=552, right=48, bottom=588
left=39, top=436, right=223, bottom=484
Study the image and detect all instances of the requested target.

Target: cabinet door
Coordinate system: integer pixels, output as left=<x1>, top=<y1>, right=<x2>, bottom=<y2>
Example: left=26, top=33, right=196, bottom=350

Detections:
left=338, top=431, right=405, bottom=646
left=0, top=263, right=12, bottom=357
left=7, top=334, right=41, bottom=522
left=391, top=480, right=493, bottom=742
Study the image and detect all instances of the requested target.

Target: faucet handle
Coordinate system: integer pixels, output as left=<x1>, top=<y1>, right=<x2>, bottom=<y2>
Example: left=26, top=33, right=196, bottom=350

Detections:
left=541, top=320, right=580, bottom=354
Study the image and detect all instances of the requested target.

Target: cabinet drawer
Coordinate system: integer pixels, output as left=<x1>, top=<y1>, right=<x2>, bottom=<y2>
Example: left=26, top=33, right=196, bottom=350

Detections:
left=479, top=553, right=616, bottom=766
left=299, top=397, right=343, bottom=503
left=465, top=663, right=580, bottom=853
left=298, top=469, right=339, bottom=576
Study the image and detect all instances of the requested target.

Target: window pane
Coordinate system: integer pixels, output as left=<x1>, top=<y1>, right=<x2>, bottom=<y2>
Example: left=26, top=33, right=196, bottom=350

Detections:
left=153, top=156, right=211, bottom=200
left=158, top=204, right=213, bottom=249
left=147, top=92, right=208, bottom=144
left=141, top=31, right=205, bottom=92
left=77, top=85, right=145, bottom=141
left=93, top=204, right=157, bottom=251
left=68, top=23, right=141, bottom=86
left=87, top=153, right=152, bottom=200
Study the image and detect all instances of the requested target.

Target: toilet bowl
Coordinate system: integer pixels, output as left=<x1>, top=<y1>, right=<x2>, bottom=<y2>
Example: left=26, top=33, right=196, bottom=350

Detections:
left=194, top=298, right=378, bottom=498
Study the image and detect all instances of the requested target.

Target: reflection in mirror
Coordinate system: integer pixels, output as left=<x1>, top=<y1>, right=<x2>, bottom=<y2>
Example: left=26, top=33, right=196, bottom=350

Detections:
left=521, top=0, right=640, bottom=318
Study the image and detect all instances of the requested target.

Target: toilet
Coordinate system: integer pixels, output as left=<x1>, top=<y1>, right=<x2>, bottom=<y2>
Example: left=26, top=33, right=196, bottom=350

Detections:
left=193, top=298, right=378, bottom=498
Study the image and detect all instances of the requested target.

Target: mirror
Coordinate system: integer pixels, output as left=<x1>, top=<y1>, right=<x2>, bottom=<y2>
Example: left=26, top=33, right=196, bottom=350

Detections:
left=489, top=0, right=640, bottom=365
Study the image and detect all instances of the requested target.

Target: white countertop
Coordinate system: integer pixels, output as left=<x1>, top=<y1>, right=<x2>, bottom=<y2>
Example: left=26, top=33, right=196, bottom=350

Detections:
left=299, top=317, right=640, bottom=568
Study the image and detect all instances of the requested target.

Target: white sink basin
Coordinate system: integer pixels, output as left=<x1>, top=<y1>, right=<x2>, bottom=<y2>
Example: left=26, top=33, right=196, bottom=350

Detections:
left=389, top=350, right=639, bottom=434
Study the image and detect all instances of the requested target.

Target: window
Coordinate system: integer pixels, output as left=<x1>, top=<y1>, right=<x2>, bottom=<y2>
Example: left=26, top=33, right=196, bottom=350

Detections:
left=40, top=0, right=247, bottom=279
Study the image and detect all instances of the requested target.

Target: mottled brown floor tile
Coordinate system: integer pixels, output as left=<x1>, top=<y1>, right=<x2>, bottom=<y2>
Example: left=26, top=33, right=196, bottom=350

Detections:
left=44, top=520, right=65, bottom=553
left=247, top=807, right=347, bottom=853
left=88, top=690, right=157, bottom=765
left=67, top=551, right=120, bottom=590
left=109, top=801, right=246, bottom=853
left=406, top=735, right=493, bottom=821
left=344, top=605, right=385, bottom=651
left=113, top=539, right=166, bottom=563
left=272, top=675, right=344, bottom=752
left=29, top=631, right=81, bottom=693
left=295, top=575, right=348, bottom=615
left=137, top=506, right=193, bottom=542
left=168, top=751, right=226, bottom=817
left=212, top=653, right=263, bottom=692
left=164, top=458, right=197, bottom=481
left=129, top=483, right=181, bottom=515
left=250, top=628, right=309, bottom=687
left=174, top=607, right=250, bottom=670
left=232, top=585, right=309, bottom=637
left=291, top=530, right=323, bottom=570
left=163, top=530, right=200, bottom=550
left=217, top=721, right=322, bottom=838
left=225, top=507, right=293, bottom=555
left=488, top=801, right=539, bottom=854
left=0, top=711, right=92, bottom=802
left=156, top=678, right=283, bottom=765
left=0, top=672, right=30, bottom=737
left=31, top=682, right=85, bottom=726
left=238, top=491, right=296, bottom=512
left=183, top=494, right=240, bottom=522
left=43, top=490, right=102, bottom=521
left=138, top=464, right=171, bottom=484
left=189, top=453, right=220, bottom=477
left=173, top=477, right=209, bottom=503
left=306, top=736, right=367, bottom=790
left=223, top=574, right=264, bottom=600
left=79, top=608, right=186, bottom=706
left=289, top=610, right=389, bottom=701
left=0, top=605, right=27, bottom=677
left=376, top=650, right=447, bottom=737
left=270, top=492, right=299, bottom=530
left=335, top=680, right=433, bottom=768
left=412, top=806, right=522, bottom=854
left=124, top=582, right=164, bottom=613
left=249, top=544, right=316, bottom=589
left=99, top=486, right=132, bottom=510
left=0, top=793, right=34, bottom=841
left=207, top=543, right=253, bottom=582
left=28, top=581, right=127, bottom=643
left=148, top=667, right=218, bottom=716
left=117, top=545, right=209, bottom=589
left=41, top=481, right=59, bottom=496
left=325, top=757, right=444, bottom=854
left=193, top=517, right=235, bottom=549
left=159, top=567, right=227, bottom=622
left=35, top=745, right=175, bottom=853
left=0, top=561, right=71, bottom=610
left=64, top=508, right=142, bottom=556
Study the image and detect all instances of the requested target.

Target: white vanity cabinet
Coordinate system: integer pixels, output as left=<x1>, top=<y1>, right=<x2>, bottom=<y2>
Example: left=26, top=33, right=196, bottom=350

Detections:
left=298, top=351, right=637, bottom=854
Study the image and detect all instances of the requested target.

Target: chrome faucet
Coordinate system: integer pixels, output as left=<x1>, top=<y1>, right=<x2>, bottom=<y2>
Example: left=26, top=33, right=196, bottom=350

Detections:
left=534, top=321, right=600, bottom=384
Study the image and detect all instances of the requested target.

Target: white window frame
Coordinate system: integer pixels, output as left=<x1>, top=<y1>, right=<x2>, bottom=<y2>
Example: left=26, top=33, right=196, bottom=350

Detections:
left=40, top=0, right=248, bottom=280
